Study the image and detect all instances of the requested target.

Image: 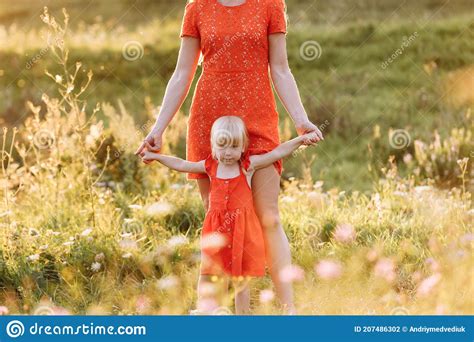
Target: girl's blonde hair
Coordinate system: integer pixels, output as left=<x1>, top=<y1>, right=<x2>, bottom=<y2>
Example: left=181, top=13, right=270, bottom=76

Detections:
left=210, top=116, right=249, bottom=159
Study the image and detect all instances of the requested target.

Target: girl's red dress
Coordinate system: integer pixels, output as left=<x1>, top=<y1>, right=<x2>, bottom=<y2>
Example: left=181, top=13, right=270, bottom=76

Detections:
left=179, top=0, right=288, bottom=180
left=199, top=152, right=266, bottom=277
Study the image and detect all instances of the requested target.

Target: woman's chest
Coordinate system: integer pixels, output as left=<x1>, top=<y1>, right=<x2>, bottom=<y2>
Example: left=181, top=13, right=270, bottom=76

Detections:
left=197, top=5, right=268, bottom=50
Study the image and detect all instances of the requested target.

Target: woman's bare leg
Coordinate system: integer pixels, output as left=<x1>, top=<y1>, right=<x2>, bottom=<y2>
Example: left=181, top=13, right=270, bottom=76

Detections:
left=252, top=165, right=296, bottom=314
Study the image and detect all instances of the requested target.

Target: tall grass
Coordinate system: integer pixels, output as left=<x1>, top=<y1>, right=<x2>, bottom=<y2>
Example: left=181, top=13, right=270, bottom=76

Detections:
left=0, top=7, right=472, bottom=315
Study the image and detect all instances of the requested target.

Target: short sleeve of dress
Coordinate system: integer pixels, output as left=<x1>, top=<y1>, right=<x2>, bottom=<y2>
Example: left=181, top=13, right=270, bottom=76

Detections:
left=240, top=150, right=252, bottom=172
left=268, top=0, right=288, bottom=35
left=180, top=1, right=200, bottom=38
left=204, top=153, right=214, bottom=176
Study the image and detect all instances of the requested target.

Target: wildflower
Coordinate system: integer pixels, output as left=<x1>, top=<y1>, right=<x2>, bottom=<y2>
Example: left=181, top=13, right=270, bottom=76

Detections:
left=333, top=223, right=356, bottom=244
left=27, top=254, right=40, bottom=262
left=0, top=306, right=9, bottom=315
left=54, top=75, right=62, bottom=83
left=374, top=258, right=396, bottom=282
left=122, top=252, right=132, bottom=259
left=146, top=202, right=174, bottom=216
left=259, top=289, right=275, bottom=303
left=315, top=260, right=343, bottom=280
left=279, top=264, right=304, bottom=283
left=91, top=262, right=101, bottom=272
left=366, top=249, right=379, bottom=262
left=128, top=204, right=143, bottom=210
left=81, top=227, right=93, bottom=236
left=119, top=239, right=138, bottom=250
left=425, top=257, right=440, bottom=272
left=281, top=195, right=296, bottom=203
left=197, top=298, right=219, bottom=313
left=136, top=295, right=151, bottom=313
left=157, top=275, right=180, bottom=290
left=167, top=235, right=188, bottom=248
left=417, top=273, right=441, bottom=297
left=307, top=191, right=328, bottom=209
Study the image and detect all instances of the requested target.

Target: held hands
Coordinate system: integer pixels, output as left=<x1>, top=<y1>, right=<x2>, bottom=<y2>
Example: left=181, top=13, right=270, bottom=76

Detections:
left=301, top=131, right=321, bottom=146
left=296, top=119, right=324, bottom=145
left=140, top=149, right=158, bottom=163
left=134, top=129, right=162, bottom=165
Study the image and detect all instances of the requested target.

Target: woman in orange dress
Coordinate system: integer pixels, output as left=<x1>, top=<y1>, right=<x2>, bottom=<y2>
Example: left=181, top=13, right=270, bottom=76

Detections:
left=136, top=0, right=324, bottom=314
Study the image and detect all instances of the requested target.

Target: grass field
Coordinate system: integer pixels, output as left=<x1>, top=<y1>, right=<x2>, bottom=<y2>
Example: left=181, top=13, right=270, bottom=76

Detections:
left=0, top=0, right=472, bottom=315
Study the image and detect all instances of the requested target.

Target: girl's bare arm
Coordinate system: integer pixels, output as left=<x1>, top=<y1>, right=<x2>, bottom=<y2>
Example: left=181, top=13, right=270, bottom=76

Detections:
left=143, top=152, right=206, bottom=174
left=249, top=133, right=317, bottom=171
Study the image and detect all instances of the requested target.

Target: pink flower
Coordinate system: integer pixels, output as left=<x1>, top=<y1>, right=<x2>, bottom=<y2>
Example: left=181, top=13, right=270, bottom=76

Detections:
left=279, top=264, right=305, bottom=283
left=0, top=306, right=9, bottom=315
left=417, top=273, right=441, bottom=297
left=136, top=295, right=151, bottom=313
left=333, top=223, right=356, bottom=243
left=314, top=260, right=343, bottom=280
left=197, top=298, right=219, bottom=313
left=374, top=258, right=396, bottom=282
left=259, top=289, right=275, bottom=303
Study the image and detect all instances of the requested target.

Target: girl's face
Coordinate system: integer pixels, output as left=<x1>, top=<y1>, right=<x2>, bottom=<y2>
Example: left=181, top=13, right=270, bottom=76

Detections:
left=214, top=140, right=244, bottom=165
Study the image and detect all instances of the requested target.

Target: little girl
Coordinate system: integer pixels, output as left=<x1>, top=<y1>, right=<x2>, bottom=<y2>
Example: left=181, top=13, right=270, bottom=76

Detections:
left=140, top=116, right=318, bottom=314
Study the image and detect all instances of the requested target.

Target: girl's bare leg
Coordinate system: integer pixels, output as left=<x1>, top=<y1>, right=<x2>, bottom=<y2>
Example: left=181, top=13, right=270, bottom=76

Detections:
left=233, top=277, right=251, bottom=315
left=252, top=165, right=297, bottom=315
left=197, top=178, right=217, bottom=310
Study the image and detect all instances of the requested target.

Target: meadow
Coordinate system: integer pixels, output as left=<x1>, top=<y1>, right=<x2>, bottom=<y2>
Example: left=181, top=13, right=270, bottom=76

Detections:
left=0, top=0, right=472, bottom=315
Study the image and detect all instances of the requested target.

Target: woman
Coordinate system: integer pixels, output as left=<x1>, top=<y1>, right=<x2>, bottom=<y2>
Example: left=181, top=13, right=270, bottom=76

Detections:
left=135, top=0, right=323, bottom=314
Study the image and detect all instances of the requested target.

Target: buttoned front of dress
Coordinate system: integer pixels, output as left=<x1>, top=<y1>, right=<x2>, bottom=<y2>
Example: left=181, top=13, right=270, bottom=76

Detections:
left=199, top=153, right=266, bottom=277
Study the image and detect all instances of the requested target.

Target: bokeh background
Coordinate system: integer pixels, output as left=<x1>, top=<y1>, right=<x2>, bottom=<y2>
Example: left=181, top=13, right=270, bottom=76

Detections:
left=0, top=0, right=472, bottom=315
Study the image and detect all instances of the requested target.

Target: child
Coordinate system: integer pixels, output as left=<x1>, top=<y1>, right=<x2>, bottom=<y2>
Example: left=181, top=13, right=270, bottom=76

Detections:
left=140, top=116, right=318, bottom=314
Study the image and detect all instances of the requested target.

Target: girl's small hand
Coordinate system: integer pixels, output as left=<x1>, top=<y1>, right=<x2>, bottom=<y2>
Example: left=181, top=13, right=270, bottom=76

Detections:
left=141, top=149, right=158, bottom=163
left=301, top=132, right=319, bottom=146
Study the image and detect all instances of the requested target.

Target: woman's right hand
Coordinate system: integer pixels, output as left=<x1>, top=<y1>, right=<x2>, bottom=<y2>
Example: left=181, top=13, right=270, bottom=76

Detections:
left=135, top=128, right=163, bottom=164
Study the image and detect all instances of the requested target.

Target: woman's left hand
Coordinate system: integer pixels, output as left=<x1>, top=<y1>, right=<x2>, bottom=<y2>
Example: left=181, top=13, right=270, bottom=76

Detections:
left=296, top=119, right=324, bottom=144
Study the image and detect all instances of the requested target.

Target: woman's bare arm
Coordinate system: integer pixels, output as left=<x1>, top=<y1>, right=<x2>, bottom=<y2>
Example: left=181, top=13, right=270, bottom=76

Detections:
left=135, top=37, right=201, bottom=157
left=268, top=33, right=324, bottom=142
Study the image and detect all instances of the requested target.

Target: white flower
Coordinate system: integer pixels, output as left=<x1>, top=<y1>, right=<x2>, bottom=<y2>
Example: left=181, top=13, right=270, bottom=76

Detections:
left=157, top=275, right=179, bottom=290
left=122, top=252, right=133, bottom=259
left=146, top=202, right=174, bottom=216
left=119, top=238, right=138, bottom=250
left=91, top=262, right=101, bottom=272
left=128, top=204, right=143, bottom=210
left=167, top=235, right=188, bottom=248
left=281, top=195, right=295, bottom=203
left=27, top=254, right=40, bottom=262
left=55, top=75, right=62, bottom=83
left=81, top=228, right=93, bottom=236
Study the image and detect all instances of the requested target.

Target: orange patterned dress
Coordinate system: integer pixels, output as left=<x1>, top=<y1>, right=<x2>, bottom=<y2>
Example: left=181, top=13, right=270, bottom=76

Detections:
left=200, top=152, right=266, bottom=277
left=179, top=0, right=288, bottom=180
